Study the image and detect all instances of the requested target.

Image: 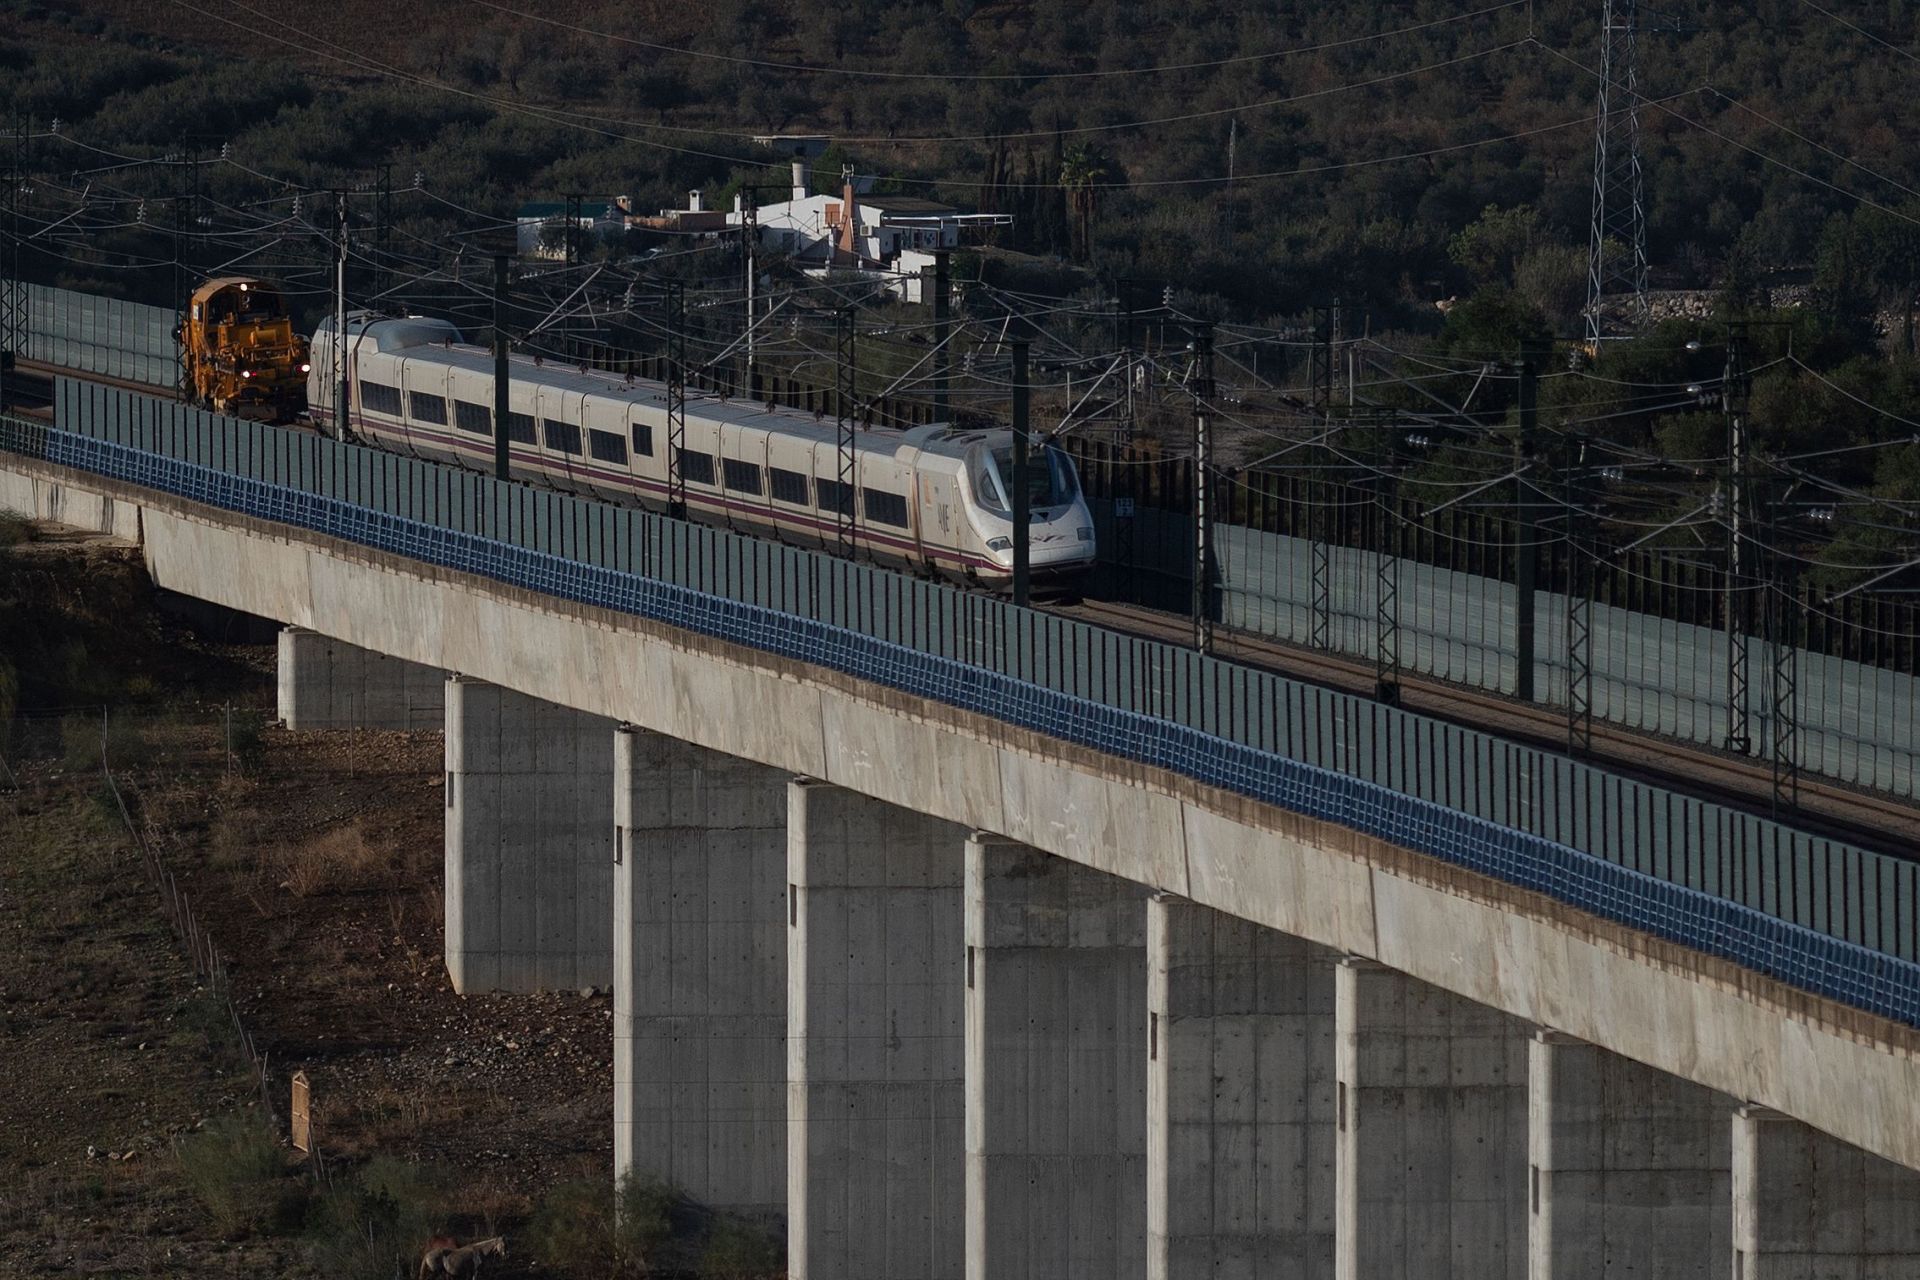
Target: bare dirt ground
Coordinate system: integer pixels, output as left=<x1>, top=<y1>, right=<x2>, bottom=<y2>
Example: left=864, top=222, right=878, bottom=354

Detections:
left=0, top=771, right=307, bottom=1278
left=142, top=724, right=614, bottom=1215
left=0, top=524, right=615, bottom=1277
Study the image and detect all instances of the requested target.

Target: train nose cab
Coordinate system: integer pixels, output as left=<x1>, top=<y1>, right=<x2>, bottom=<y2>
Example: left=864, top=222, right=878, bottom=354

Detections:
left=966, top=439, right=1097, bottom=583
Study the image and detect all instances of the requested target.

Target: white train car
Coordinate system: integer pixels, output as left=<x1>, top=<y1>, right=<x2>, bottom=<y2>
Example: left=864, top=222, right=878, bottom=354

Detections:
left=308, top=315, right=1095, bottom=586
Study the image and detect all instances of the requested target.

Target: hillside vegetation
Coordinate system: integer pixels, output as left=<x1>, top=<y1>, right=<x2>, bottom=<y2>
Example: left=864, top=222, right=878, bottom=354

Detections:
left=7, top=0, right=1920, bottom=325
left=6, top=0, right=1920, bottom=577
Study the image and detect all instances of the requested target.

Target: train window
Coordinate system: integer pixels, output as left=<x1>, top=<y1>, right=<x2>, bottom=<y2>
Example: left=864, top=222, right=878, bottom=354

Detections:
left=543, top=418, right=582, bottom=455
left=631, top=423, right=654, bottom=457
left=408, top=391, right=448, bottom=425
left=673, top=448, right=716, bottom=486
left=454, top=400, right=491, bottom=435
left=972, top=456, right=1009, bottom=514
left=988, top=444, right=1079, bottom=510
left=722, top=459, right=763, bottom=495
left=863, top=487, right=910, bottom=528
left=769, top=468, right=810, bottom=505
left=588, top=429, right=628, bottom=465
left=505, top=411, right=537, bottom=445
left=815, top=477, right=855, bottom=518
left=361, top=381, right=403, bottom=416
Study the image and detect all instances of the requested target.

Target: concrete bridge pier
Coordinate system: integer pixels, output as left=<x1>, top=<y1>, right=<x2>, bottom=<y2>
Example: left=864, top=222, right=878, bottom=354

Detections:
left=1335, top=958, right=1530, bottom=1280
left=614, top=726, right=789, bottom=1219
left=786, top=780, right=967, bottom=1280
left=1147, top=895, right=1335, bottom=1280
left=275, top=625, right=443, bottom=730
left=442, top=676, right=614, bottom=993
left=1733, top=1106, right=1920, bottom=1278
left=964, top=835, right=1148, bottom=1280
left=1527, top=1032, right=1732, bottom=1280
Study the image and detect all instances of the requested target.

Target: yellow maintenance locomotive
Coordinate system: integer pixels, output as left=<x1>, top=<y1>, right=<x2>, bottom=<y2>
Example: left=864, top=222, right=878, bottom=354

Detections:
left=180, top=276, right=310, bottom=421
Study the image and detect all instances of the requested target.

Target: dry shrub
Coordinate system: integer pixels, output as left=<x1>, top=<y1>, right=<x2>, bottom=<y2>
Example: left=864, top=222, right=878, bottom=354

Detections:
left=174, top=1110, right=302, bottom=1238
left=207, top=804, right=265, bottom=872
left=362, top=1083, right=438, bottom=1144
left=275, top=823, right=390, bottom=897
left=702, top=1217, right=785, bottom=1280
left=306, top=1156, right=445, bottom=1280
left=462, top=1172, right=533, bottom=1236
left=528, top=1173, right=680, bottom=1279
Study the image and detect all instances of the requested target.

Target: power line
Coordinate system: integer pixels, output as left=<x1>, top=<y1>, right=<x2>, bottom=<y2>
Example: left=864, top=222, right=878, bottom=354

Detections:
left=1792, top=0, right=1920, bottom=67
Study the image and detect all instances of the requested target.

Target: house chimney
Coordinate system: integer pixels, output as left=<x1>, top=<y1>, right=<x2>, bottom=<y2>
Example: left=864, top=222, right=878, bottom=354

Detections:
left=792, top=159, right=807, bottom=202
left=688, top=189, right=703, bottom=213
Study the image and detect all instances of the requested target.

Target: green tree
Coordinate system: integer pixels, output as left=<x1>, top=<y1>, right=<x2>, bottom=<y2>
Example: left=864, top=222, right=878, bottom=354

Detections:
left=1854, top=205, right=1920, bottom=355
left=1059, top=143, right=1106, bottom=263
left=1448, top=204, right=1542, bottom=288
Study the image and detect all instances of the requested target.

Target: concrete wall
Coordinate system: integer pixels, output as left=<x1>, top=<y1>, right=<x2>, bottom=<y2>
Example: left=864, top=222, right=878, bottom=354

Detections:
left=1336, top=958, right=1530, bottom=1280
left=1733, top=1106, right=1920, bottom=1279
left=966, top=836, right=1148, bottom=1280
left=277, top=626, right=444, bottom=731
left=787, top=781, right=966, bottom=1280
left=0, top=468, right=142, bottom=541
left=614, top=727, right=788, bottom=1218
left=9, top=462, right=1920, bottom=1177
left=443, top=676, right=614, bottom=993
left=1528, top=1033, right=1732, bottom=1280
left=1147, top=895, right=1335, bottom=1280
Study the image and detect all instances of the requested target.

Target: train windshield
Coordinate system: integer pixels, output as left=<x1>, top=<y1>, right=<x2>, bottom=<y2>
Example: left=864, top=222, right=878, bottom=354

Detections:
left=978, top=444, right=1078, bottom=514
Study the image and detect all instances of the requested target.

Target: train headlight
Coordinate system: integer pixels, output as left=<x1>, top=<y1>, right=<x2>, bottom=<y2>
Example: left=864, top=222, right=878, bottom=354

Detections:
left=986, top=536, right=1011, bottom=552
left=300, top=362, right=311, bottom=373
left=1077, top=526, right=1094, bottom=542
left=241, top=369, right=253, bottom=378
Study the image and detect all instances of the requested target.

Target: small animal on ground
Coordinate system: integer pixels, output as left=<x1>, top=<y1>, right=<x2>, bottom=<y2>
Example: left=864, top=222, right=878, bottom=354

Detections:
left=434, top=1236, right=507, bottom=1279
left=417, top=1234, right=458, bottom=1280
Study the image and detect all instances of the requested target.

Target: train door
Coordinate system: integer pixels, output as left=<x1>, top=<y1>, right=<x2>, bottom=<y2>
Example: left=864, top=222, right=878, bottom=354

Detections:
left=580, top=392, right=633, bottom=504
left=719, top=420, right=773, bottom=533
left=504, top=378, right=541, bottom=482
left=678, top=417, right=725, bottom=520
left=530, top=383, right=572, bottom=488
left=808, top=437, right=853, bottom=547
left=628, top=402, right=667, bottom=509
left=765, top=428, right=824, bottom=546
left=916, top=466, right=958, bottom=570
left=391, top=356, right=424, bottom=460
left=857, top=446, right=918, bottom=569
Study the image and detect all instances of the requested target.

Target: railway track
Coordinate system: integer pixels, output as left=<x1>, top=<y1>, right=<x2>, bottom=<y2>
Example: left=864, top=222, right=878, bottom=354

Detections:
left=1060, top=597, right=1920, bottom=857
left=10, top=358, right=1917, bottom=855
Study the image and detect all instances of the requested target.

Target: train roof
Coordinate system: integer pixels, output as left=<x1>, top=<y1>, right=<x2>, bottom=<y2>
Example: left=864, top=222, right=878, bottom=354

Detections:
left=334, top=315, right=1026, bottom=463
left=191, top=276, right=285, bottom=303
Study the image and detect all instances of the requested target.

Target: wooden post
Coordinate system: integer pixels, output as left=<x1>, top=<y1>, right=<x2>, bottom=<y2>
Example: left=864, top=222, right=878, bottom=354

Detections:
left=290, top=1071, right=311, bottom=1153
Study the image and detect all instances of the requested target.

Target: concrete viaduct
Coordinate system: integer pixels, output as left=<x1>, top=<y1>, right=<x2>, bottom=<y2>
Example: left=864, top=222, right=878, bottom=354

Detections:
left=4, top=411, right=1919, bottom=1280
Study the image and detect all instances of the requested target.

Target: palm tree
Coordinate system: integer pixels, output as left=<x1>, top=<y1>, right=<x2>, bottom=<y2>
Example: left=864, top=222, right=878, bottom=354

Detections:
left=1059, top=144, right=1105, bottom=263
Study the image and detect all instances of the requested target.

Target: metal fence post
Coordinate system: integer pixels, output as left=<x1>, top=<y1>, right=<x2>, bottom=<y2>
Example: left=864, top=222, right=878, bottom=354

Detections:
left=1012, top=340, right=1031, bottom=607
left=1514, top=338, right=1545, bottom=702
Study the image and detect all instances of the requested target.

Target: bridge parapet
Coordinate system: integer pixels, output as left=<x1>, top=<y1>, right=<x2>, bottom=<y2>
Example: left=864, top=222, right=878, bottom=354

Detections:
left=5, top=384, right=1915, bottom=1036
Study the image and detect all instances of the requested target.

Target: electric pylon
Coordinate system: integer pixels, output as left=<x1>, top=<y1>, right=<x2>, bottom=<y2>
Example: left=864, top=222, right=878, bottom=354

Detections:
left=1585, top=0, right=1650, bottom=352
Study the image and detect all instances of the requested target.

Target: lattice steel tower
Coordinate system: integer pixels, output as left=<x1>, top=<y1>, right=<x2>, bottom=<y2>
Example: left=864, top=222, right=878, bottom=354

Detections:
left=1585, top=0, right=1650, bottom=351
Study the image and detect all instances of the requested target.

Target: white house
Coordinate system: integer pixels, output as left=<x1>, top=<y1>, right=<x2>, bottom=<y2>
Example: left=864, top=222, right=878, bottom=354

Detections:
left=722, top=162, right=1011, bottom=298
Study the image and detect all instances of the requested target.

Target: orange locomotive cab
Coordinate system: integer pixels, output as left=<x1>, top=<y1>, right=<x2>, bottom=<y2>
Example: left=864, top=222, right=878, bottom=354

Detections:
left=180, top=277, right=310, bottom=421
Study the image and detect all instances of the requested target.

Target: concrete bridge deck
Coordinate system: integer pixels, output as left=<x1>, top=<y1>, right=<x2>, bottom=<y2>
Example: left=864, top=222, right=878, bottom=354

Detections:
left=3, top=391, right=1917, bottom=1279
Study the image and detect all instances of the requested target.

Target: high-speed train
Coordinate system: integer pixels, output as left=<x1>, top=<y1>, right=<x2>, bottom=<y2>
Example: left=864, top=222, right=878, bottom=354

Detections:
left=308, top=315, right=1095, bottom=586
